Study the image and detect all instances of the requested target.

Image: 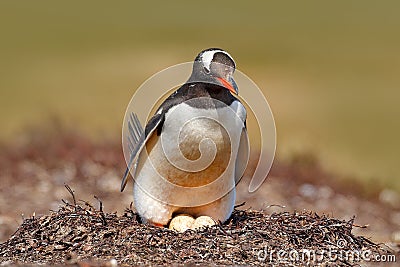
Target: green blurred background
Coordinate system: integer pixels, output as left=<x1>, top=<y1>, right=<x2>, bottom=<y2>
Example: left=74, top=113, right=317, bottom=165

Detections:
left=0, top=1, right=399, bottom=191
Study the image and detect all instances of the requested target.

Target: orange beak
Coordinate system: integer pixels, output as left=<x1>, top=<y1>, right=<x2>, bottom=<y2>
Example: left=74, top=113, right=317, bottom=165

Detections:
left=217, top=77, right=238, bottom=95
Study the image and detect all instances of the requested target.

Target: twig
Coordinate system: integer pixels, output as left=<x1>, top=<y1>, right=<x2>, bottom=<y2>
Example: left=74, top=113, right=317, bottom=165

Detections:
left=234, top=202, right=246, bottom=209
left=64, top=184, right=77, bottom=211
left=94, top=195, right=107, bottom=226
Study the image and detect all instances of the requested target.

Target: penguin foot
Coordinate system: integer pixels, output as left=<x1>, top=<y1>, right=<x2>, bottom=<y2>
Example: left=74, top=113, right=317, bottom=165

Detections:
left=168, top=214, right=216, bottom=232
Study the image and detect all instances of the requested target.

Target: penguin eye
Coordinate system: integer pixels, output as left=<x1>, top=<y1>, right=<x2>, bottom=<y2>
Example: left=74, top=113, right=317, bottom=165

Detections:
left=203, top=67, right=210, bottom=74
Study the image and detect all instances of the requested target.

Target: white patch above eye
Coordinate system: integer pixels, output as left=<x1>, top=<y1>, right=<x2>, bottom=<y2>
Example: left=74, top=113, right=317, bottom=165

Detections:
left=201, top=49, right=235, bottom=71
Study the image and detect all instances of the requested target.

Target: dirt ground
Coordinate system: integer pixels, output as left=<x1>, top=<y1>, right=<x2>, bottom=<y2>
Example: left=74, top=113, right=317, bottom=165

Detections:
left=0, top=129, right=399, bottom=265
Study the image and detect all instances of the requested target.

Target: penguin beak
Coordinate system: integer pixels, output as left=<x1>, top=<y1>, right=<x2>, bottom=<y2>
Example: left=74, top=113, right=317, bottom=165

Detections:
left=217, top=76, right=239, bottom=95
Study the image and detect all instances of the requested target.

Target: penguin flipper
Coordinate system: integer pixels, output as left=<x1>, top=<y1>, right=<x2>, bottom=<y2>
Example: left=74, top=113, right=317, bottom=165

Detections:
left=235, top=127, right=250, bottom=185
left=120, top=111, right=163, bottom=192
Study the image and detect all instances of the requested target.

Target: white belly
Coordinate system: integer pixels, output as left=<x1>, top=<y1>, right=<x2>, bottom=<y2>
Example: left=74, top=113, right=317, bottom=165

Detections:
left=133, top=101, right=246, bottom=224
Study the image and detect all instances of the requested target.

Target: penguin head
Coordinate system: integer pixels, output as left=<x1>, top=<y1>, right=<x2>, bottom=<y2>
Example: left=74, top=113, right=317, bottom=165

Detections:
left=191, top=48, right=239, bottom=95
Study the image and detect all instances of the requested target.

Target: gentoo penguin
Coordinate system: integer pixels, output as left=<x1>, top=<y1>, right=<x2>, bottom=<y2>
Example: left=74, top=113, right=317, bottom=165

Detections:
left=121, top=48, right=249, bottom=228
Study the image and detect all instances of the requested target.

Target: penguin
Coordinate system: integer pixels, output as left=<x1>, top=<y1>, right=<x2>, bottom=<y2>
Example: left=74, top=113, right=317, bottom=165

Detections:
left=121, top=48, right=249, bottom=228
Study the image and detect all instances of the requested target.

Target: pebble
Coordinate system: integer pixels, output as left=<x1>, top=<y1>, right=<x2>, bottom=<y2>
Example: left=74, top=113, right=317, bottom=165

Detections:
left=299, top=183, right=317, bottom=199
left=379, top=189, right=400, bottom=208
left=108, top=258, right=118, bottom=267
left=391, top=231, right=400, bottom=243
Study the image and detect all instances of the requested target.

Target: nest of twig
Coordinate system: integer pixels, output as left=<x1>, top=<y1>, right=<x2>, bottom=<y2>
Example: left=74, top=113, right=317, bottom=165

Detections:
left=0, top=193, right=395, bottom=267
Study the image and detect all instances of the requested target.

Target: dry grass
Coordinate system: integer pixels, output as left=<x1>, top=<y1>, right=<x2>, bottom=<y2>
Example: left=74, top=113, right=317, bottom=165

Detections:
left=1, top=193, right=395, bottom=266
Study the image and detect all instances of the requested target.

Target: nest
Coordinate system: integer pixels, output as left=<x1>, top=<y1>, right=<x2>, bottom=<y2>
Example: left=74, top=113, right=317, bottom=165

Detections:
left=0, top=193, right=395, bottom=267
